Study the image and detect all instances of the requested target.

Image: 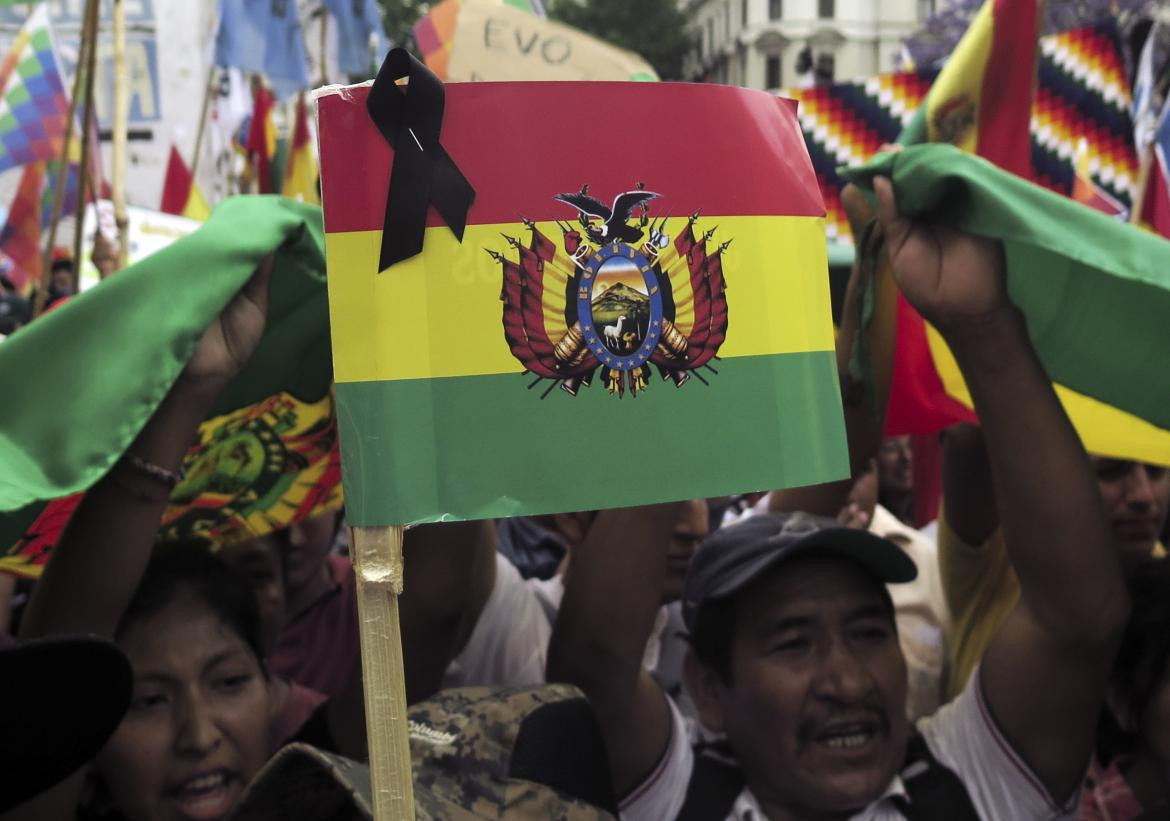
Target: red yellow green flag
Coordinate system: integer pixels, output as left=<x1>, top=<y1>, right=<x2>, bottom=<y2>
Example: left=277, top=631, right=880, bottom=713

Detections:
left=283, top=94, right=319, bottom=205
left=160, top=144, right=211, bottom=221
left=317, top=81, right=847, bottom=525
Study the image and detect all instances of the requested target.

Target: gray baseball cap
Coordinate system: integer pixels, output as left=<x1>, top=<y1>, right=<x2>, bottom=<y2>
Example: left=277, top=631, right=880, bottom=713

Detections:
left=682, top=511, right=918, bottom=631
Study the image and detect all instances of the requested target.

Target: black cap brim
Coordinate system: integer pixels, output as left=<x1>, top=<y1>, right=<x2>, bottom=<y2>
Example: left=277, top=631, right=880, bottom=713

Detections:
left=684, top=518, right=918, bottom=631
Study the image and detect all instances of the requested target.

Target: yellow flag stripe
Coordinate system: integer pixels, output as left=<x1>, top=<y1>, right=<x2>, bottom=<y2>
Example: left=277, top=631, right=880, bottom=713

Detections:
left=925, top=324, right=1170, bottom=463
left=326, top=216, right=834, bottom=383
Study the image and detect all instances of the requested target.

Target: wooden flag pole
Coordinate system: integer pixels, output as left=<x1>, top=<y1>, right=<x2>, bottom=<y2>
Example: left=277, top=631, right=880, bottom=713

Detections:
left=319, top=10, right=329, bottom=88
left=35, top=0, right=97, bottom=316
left=71, top=0, right=100, bottom=292
left=349, top=525, right=415, bottom=821
left=189, top=65, right=216, bottom=182
left=112, top=0, right=129, bottom=270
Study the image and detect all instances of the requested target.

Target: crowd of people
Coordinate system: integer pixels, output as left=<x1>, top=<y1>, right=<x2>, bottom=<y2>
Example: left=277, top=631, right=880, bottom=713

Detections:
left=2, top=172, right=1168, bottom=821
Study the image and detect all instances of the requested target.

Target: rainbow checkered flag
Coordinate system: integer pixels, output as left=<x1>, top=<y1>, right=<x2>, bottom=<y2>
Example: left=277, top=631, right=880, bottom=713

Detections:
left=0, top=3, right=69, bottom=174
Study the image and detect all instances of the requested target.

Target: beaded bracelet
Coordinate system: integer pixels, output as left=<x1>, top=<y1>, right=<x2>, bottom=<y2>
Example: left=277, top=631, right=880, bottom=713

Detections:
left=120, top=452, right=184, bottom=489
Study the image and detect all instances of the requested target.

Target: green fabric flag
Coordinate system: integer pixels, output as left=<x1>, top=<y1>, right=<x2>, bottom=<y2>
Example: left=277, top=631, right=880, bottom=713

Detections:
left=0, top=195, right=329, bottom=512
left=842, top=143, right=1170, bottom=432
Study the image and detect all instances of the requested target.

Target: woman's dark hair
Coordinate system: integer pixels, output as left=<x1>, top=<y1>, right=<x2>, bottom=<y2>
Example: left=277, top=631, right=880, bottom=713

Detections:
left=117, top=541, right=267, bottom=669
left=1097, top=560, right=1170, bottom=763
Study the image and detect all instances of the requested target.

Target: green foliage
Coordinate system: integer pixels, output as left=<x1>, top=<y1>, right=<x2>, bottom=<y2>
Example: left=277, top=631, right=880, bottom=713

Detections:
left=547, top=0, right=692, bottom=80
left=376, top=0, right=432, bottom=50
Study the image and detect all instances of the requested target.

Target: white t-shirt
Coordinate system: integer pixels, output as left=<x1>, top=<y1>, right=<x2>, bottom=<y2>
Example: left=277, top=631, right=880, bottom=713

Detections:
left=620, top=668, right=1080, bottom=821
left=443, top=553, right=666, bottom=689
left=442, top=553, right=553, bottom=690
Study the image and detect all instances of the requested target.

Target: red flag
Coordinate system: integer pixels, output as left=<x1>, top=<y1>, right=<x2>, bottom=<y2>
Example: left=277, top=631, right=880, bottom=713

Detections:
left=246, top=84, right=277, bottom=194
left=160, top=145, right=210, bottom=220
left=1137, top=150, right=1170, bottom=236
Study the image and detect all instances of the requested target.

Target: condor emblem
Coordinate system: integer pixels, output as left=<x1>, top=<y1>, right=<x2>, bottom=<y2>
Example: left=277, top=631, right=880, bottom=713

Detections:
left=489, top=183, right=730, bottom=399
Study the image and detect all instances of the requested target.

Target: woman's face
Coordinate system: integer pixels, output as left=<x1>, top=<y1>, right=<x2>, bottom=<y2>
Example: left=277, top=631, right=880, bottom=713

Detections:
left=98, top=590, right=273, bottom=821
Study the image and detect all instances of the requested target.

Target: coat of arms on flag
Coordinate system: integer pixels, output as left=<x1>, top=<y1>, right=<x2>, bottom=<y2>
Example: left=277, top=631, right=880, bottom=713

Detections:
left=489, top=184, right=729, bottom=398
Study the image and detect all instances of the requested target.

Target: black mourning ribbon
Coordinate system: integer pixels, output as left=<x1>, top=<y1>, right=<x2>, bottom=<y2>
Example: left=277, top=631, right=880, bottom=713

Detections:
left=366, top=48, right=475, bottom=272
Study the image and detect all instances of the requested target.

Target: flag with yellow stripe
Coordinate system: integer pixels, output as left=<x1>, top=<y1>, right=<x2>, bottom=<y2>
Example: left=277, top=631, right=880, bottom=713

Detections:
left=317, top=82, right=848, bottom=525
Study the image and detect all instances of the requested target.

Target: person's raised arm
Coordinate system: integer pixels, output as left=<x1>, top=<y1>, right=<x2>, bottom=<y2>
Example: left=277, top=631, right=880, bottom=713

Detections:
left=545, top=502, right=683, bottom=799
left=19, top=258, right=273, bottom=640
left=876, top=177, right=1128, bottom=802
left=398, top=519, right=497, bottom=704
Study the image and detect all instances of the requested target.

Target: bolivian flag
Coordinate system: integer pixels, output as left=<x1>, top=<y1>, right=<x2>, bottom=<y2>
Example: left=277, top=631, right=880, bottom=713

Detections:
left=317, top=81, right=848, bottom=525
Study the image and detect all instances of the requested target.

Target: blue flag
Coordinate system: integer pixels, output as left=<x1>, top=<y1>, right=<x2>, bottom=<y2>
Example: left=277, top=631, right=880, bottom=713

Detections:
left=214, top=0, right=310, bottom=100
left=323, top=0, right=387, bottom=75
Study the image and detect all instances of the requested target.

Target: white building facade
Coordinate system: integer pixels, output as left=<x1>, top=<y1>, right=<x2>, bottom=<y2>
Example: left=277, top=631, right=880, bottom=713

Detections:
left=684, top=0, right=936, bottom=89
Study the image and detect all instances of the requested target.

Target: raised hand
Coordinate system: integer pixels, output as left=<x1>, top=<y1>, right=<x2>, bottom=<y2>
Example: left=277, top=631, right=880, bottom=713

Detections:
left=179, top=256, right=274, bottom=393
left=874, top=176, right=1008, bottom=331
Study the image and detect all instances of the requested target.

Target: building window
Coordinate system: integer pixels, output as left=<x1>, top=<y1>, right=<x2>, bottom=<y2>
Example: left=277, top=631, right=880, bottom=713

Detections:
left=766, top=55, right=781, bottom=89
left=742, top=0, right=749, bottom=26
left=818, top=0, right=834, bottom=18
left=768, top=0, right=781, bottom=21
left=707, top=18, right=714, bottom=55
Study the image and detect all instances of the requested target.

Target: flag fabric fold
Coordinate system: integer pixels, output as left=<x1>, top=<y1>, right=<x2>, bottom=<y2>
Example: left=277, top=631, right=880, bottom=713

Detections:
left=0, top=160, right=45, bottom=292
left=0, top=196, right=330, bottom=511
left=0, top=196, right=339, bottom=577
left=866, top=0, right=1039, bottom=440
left=322, top=0, right=386, bottom=76
left=213, top=0, right=310, bottom=100
left=844, top=144, right=1170, bottom=460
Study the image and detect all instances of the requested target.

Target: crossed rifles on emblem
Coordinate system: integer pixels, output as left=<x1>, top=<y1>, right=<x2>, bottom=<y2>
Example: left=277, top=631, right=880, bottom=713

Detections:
left=487, top=183, right=730, bottom=400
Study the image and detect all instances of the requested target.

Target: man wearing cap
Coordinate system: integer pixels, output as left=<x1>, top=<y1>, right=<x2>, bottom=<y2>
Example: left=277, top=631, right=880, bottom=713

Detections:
left=547, top=177, right=1129, bottom=819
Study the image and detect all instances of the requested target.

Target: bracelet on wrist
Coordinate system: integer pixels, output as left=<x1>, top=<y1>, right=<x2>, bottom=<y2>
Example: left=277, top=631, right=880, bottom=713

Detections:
left=118, top=452, right=184, bottom=490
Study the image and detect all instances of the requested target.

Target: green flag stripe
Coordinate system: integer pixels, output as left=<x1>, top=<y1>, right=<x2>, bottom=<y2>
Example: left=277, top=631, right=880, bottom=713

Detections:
left=335, top=351, right=848, bottom=526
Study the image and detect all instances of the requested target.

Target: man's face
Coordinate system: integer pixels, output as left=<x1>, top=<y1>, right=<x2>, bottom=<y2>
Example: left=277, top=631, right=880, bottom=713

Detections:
left=1091, top=457, right=1170, bottom=568
left=876, top=436, right=913, bottom=496
left=220, top=536, right=287, bottom=656
left=689, top=557, right=909, bottom=817
left=50, top=268, right=73, bottom=295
